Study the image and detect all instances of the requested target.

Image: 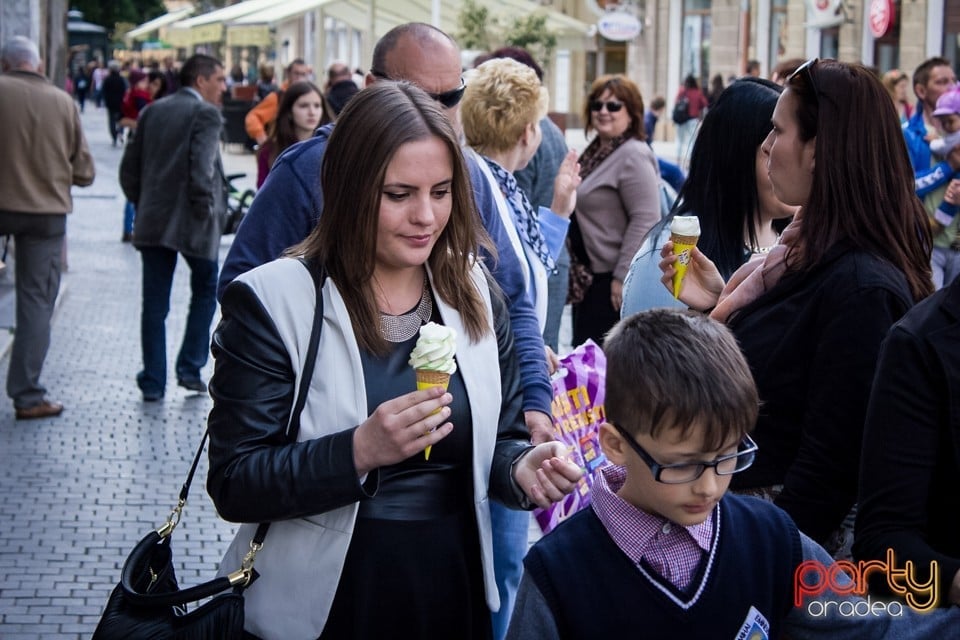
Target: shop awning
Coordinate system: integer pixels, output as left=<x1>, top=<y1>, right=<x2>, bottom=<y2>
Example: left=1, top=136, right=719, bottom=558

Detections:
left=227, top=0, right=338, bottom=47
left=167, top=0, right=278, bottom=46
left=124, top=6, right=196, bottom=42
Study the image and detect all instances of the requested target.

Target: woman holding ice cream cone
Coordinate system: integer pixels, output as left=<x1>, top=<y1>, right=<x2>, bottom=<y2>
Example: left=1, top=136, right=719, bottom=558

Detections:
left=206, top=82, right=582, bottom=640
left=659, top=60, right=933, bottom=558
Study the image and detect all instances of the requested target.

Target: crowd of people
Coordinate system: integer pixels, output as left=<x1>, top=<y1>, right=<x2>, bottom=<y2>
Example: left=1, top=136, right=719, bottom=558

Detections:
left=5, top=21, right=960, bottom=639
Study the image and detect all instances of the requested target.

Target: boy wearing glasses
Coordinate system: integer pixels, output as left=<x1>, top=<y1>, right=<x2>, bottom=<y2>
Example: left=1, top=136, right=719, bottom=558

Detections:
left=507, top=309, right=960, bottom=639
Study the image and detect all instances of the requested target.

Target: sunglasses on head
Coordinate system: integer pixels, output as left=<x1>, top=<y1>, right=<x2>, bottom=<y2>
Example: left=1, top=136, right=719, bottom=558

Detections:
left=788, top=57, right=821, bottom=101
left=590, top=100, right=624, bottom=113
left=371, top=69, right=466, bottom=109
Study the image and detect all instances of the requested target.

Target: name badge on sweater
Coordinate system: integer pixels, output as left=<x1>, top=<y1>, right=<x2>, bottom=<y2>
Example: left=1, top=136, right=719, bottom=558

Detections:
left=735, top=605, right=770, bottom=640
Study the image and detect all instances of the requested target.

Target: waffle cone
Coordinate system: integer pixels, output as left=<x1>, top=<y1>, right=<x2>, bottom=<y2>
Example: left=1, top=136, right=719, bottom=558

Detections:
left=415, top=370, right=451, bottom=389
left=670, top=233, right=699, bottom=246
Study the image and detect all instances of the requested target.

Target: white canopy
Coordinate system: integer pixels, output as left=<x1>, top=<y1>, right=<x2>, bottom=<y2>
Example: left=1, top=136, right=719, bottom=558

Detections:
left=124, top=6, right=196, bottom=41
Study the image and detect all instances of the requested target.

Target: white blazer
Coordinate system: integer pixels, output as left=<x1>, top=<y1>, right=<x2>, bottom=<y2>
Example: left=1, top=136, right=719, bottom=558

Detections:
left=216, top=258, right=504, bottom=640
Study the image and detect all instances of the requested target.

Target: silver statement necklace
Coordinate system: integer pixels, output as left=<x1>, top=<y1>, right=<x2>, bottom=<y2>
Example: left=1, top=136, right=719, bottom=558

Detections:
left=379, top=278, right=432, bottom=343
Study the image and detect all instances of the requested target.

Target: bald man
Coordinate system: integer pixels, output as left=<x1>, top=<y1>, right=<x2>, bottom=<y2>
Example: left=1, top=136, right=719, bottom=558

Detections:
left=324, top=61, right=358, bottom=115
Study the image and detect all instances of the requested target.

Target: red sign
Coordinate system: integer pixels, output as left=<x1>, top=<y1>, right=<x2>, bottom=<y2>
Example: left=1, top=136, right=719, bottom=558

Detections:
left=869, top=0, right=895, bottom=38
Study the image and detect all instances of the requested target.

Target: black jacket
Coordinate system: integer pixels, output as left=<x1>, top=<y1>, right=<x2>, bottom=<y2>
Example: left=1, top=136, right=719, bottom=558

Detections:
left=102, top=72, right=126, bottom=111
left=854, top=276, right=960, bottom=603
left=728, top=243, right=915, bottom=544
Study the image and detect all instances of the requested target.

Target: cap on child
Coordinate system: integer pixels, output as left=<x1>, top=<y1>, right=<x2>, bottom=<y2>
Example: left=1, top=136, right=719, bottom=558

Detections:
left=932, top=87, right=960, bottom=117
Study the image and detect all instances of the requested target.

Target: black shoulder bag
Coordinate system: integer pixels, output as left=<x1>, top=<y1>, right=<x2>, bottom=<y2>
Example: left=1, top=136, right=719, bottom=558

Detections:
left=93, top=261, right=326, bottom=640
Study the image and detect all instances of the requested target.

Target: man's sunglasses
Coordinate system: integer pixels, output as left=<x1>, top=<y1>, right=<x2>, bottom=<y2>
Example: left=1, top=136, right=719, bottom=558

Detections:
left=370, top=69, right=466, bottom=109
left=589, top=100, right=624, bottom=113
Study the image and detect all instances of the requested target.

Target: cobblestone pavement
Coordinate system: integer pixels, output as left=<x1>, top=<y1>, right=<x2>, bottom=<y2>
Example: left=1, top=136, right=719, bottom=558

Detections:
left=0, top=102, right=560, bottom=638
left=0, top=105, right=251, bottom=639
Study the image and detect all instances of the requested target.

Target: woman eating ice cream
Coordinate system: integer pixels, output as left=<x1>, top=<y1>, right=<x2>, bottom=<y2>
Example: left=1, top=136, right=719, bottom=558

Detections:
left=205, top=82, right=581, bottom=640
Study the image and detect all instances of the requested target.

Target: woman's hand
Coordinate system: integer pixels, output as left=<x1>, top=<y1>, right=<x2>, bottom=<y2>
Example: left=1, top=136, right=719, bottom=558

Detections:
left=513, top=442, right=584, bottom=509
left=610, top=278, right=623, bottom=311
left=550, top=149, right=582, bottom=218
left=352, top=386, right=453, bottom=475
left=658, top=241, right=725, bottom=311
left=545, top=345, right=560, bottom=376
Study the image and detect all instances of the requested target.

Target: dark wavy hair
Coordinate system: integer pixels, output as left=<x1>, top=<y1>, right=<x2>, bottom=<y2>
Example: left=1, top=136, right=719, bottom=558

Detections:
left=786, top=59, right=932, bottom=302
left=673, top=77, right=785, bottom=279
left=289, top=82, right=492, bottom=355
left=265, top=81, right=334, bottom=166
left=583, top=74, right=645, bottom=141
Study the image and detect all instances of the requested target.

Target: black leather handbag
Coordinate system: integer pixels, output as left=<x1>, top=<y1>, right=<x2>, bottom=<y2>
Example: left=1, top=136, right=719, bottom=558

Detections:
left=93, top=261, right=326, bottom=640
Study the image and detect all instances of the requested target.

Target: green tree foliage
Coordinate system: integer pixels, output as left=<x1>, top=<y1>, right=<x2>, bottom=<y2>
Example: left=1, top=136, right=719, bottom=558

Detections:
left=503, top=14, right=557, bottom=63
left=70, top=0, right=165, bottom=38
left=456, top=0, right=494, bottom=52
left=456, top=0, right=558, bottom=68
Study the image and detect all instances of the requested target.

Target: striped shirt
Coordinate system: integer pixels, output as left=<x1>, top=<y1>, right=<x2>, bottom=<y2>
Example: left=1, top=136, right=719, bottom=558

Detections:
left=591, top=465, right=714, bottom=591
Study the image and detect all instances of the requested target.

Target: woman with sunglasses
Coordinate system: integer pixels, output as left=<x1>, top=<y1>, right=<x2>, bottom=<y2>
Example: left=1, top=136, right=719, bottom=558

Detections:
left=659, top=59, right=933, bottom=558
left=569, top=74, right=661, bottom=348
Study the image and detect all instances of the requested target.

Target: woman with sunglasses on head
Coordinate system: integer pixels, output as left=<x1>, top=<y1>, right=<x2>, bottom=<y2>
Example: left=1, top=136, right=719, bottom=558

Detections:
left=659, top=59, right=933, bottom=558
left=569, top=74, right=661, bottom=347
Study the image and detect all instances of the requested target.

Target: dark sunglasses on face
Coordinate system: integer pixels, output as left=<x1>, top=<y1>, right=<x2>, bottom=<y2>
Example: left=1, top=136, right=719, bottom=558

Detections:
left=370, top=69, right=466, bottom=109
left=590, top=100, right=624, bottom=113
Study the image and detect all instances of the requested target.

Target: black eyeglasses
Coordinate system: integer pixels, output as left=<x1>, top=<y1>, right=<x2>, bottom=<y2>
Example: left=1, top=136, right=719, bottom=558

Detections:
left=611, top=423, right=758, bottom=484
left=590, top=100, right=624, bottom=113
left=788, top=57, right=821, bottom=102
left=370, top=69, right=466, bottom=109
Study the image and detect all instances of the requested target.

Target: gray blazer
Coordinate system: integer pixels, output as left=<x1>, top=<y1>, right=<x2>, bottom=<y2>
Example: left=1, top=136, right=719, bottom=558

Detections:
left=120, top=88, right=227, bottom=260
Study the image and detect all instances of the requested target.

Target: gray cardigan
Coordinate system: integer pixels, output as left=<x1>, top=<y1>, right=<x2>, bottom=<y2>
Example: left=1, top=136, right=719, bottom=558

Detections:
left=574, top=138, right=661, bottom=282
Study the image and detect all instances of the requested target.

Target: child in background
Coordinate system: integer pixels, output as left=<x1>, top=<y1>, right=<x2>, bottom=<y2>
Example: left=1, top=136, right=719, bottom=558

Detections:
left=506, top=308, right=960, bottom=639
left=930, top=89, right=960, bottom=231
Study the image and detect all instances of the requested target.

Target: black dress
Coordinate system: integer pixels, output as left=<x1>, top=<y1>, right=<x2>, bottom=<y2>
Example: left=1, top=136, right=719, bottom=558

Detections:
left=320, top=310, right=492, bottom=640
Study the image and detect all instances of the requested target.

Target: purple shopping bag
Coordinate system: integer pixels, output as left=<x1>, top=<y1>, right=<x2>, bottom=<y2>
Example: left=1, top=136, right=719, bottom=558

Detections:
left=534, top=339, right=609, bottom=534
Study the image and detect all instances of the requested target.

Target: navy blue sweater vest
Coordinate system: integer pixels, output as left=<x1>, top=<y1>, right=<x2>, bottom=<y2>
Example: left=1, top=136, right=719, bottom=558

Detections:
left=523, top=494, right=802, bottom=639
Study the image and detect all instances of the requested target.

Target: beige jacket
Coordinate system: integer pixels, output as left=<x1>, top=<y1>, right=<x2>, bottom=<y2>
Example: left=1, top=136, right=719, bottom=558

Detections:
left=0, top=70, right=95, bottom=214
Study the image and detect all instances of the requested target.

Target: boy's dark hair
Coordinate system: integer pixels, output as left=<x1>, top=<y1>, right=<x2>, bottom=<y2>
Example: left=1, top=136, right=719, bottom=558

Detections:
left=650, top=96, right=666, bottom=111
left=179, top=54, right=222, bottom=89
left=604, top=309, right=758, bottom=451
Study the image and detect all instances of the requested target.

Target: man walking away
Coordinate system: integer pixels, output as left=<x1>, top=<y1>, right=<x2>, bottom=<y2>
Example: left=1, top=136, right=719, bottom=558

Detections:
left=0, top=36, right=95, bottom=419
left=120, top=54, right=227, bottom=401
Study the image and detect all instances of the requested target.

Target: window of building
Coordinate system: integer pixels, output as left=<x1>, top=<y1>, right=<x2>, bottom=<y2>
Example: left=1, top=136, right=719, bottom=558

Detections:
left=820, top=26, right=839, bottom=60
left=873, top=0, right=901, bottom=71
left=769, top=0, right=788, bottom=66
left=945, top=0, right=960, bottom=69
left=682, top=0, right=712, bottom=87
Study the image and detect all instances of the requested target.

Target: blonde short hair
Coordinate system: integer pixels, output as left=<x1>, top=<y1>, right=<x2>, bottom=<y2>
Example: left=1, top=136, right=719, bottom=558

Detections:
left=461, top=58, right=548, bottom=155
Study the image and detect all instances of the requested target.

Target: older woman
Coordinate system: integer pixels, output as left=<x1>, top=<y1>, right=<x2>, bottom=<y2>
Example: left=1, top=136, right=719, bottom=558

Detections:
left=461, top=57, right=579, bottom=332
left=660, top=59, right=933, bottom=556
left=207, top=82, right=581, bottom=640
left=570, top=74, right=661, bottom=346
left=460, top=56, right=580, bottom=640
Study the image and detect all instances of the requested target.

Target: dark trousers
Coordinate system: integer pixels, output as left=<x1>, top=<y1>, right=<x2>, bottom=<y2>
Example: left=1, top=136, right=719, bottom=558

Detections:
left=137, top=247, right=217, bottom=396
left=0, top=212, right=65, bottom=408
left=571, top=272, right=619, bottom=349
left=107, top=109, right=121, bottom=145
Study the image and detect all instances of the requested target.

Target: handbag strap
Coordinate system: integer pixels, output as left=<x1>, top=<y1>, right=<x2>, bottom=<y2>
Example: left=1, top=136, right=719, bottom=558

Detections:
left=122, top=260, right=327, bottom=606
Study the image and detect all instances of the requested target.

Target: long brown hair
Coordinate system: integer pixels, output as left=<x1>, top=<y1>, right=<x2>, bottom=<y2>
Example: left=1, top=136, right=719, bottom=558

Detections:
left=265, top=81, right=334, bottom=166
left=786, top=60, right=932, bottom=301
left=288, top=81, right=492, bottom=355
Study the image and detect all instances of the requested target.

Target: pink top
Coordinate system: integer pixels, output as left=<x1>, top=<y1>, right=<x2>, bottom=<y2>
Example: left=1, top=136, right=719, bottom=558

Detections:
left=591, top=464, right=714, bottom=590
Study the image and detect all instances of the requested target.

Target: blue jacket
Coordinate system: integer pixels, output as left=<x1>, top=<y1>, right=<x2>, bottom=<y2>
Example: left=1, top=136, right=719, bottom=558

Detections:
left=218, top=124, right=552, bottom=416
left=903, top=107, right=956, bottom=197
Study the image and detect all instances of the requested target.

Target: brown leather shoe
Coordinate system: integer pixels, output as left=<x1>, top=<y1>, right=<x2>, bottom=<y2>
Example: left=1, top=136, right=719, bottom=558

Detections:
left=15, top=400, right=64, bottom=420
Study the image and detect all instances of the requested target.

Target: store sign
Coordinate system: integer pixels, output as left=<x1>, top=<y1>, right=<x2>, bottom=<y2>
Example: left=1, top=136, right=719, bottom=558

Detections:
left=805, top=0, right=844, bottom=29
left=226, top=25, right=271, bottom=48
left=597, top=9, right=641, bottom=41
left=869, top=0, right=895, bottom=38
